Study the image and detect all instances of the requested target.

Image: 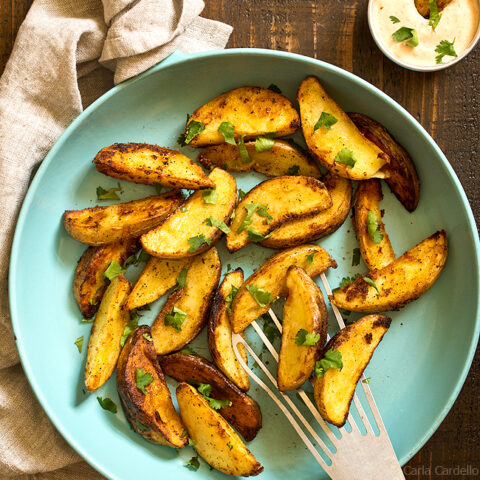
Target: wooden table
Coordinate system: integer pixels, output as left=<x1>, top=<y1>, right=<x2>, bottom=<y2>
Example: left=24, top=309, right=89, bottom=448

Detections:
left=1, top=1, right=479, bottom=478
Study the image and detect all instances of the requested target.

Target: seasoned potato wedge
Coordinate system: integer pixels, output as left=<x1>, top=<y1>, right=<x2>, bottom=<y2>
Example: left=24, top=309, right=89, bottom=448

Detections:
left=349, top=113, right=420, bottom=212
left=176, top=383, right=263, bottom=476
left=85, top=275, right=130, bottom=391
left=197, top=139, right=322, bottom=178
left=231, top=244, right=337, bottom=333
left=64, top=192, right=183, bottom=246
left=161, top=353, right=262, bottom=442
left=353, top=179, right=395, bottom=271
left=208, top=269, right=249, bottom=391
left=151, top=248, right=221, bottom=354
left=226, top=176, right=332, bottom=252
left=186, top=86, right=300, bottom=147
left=415, top=0, right=452, bottom=16
left=74, top=239, right=137, bottom=318
left=262, top=173, right=352, bottom=249
left=277, top=266, right=328, bottom=391
left=93, top=143, right=214, bottom=190
left=126, top=257, right=193, bottom=310
left=331, top=230, right=448, bottom=312
left=298, top=76, right=388, bottom=180
left=141, top=168, right=237, bottom=258
left=313, top=315, right=391, bottom=427
left=117, top=325, right=187, bottom=447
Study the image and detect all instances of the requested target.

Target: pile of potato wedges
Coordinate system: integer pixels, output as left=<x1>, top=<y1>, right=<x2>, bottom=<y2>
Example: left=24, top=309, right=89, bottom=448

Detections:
left=64, top=78, right=448, bottom=476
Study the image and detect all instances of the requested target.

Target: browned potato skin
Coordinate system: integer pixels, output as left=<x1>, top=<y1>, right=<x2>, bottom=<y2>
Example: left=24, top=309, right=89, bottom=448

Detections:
left=116, top=325, right=188, bottom=447
left=197, top=139, right=323, bottom=178
left=160, top=353, right=262, bottom=442
left=231, top=244, right=337, bottom=333
left=73, top=239, right=137, bottom=318
left=186, top=86, right=300, bottom=147
left=331, top=230, right=448, bottom=312
left=277, top=266, right=328, bottom=391
left=349, top=113, right=420, bottom=212
left=64, top=192, right=183, bottom=246
left=353, top=179, right=395, bottom=271
left=226, top=176, right=332, bottom=253
left=313, top=315, right=391, bottom=427
left=208, top=269, right=250, bottom=391
left=93, top=143, right=214, bottom=190
left=176, top=383, right=263, bottom=477
left=262, top=173, right=352, bottom=249
left=415, top=0, right=452, bottom=16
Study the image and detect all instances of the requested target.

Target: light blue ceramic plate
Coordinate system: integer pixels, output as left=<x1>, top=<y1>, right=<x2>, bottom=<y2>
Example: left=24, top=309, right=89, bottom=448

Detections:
left=9, top=49, right=480, bottom=480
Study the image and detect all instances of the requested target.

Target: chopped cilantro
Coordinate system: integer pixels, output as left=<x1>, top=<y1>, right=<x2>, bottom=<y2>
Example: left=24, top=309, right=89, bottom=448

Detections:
left=295, top=329, right=321, bottom=346
left=227, top=442, right=234, bottom=451
left=74, top=336, right=83, bottom=353
left=255, top=133, right=276, bottom=152
left=314, top=112, right=338, bottom=131
left=315, top=349, right=343, bottom=377
left=334, top=148, right=357, bottom=168
left=103, top=261, right=127, bottom=281
left=364, top=277, right=379, bottom=293
left=392, top=27, right=419, bottom=47
left=218, top=121, right=236, bottom=145
left=124, top=249, right=149, bottom=268
left=188, top=438, right=195, bottom=447
left=306, top=252, right=315, bottom=264
left=205, top=216, right=231, bottom=234
left=256, top=205, right=272, bottom=223
left=185, top=456, right=200, bottom=471
left=97, top=396, right=117, bottom=413
left=286, top=164, right=300, bottom=175
left=428, top=0, right=442, bottom=31
left=164, top=306, right=187, bottom=332
left=187, top=234, right=211, bottom=252
left=362, top=377, right=371, bottom=384
left=237, top=203, right=259, bottom=233
left=96, top=185, right=121, bottom=200
left=367, top=210, right=384, bottom=244
left=174, top=267, right=188, bottom=290
left=184, top=119, right=205, bottom=144
left=238, top=134, right=252, bottom=164
left=267, top=84, right=282, bottom=93
left=202, top=187, right=217, bottom=204
left=245, top=284, right=272, bottom=307
left=225, top=284, right=239, bottom=313
left=120, top=317, right=138, bottom=347
left=142, top=333, right=153, bottom=342
left=180, top=206, right=188, bottom=212
left=246, top=229, right=273, bottom=242
left=435, top=39, right=457, bottom=64
left=136, top=368, right=154, bottom=394
left=238, top=189, right=246, bottom=200
left=352, top=248, right=361, bottom=266
left=81, top=317, right=94, bottom=323
left=332, top=274, right=362, bottom=292
left=194, top=382, right=232, bottom=410
left=389, top=15, right=400, bottom=24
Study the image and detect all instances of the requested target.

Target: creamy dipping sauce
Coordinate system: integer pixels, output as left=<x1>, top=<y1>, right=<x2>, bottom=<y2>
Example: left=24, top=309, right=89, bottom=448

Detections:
left=372, top=0, right=479, bottom=67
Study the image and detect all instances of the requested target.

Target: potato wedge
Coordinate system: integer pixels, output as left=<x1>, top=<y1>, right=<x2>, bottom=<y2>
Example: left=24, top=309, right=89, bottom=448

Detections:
left=349, top=113, right=420, bottom=212
left=226, top=176, right=332, bottom=252
left=186, top=86, right=300, bottom=147
left=231, top=244, right=337, bottom=333
left=298, top=76, right=388, bottom=180
left=313, top=314, right=391, bottom=427
left=197, top=139, right=322, bottom=178
left=277, top=266, right=328, bottom=391
left=151, top=247, right=221, bottom=354
left=93, top=143, right=214, bottom=189
left=126, top=257, right=193, bottom=310
left=353, top=179, right=395, bottom=271
left=176, top=383, right=263, bottom=476
left=161, top=353, right=262, bottom=442
left=331, top=230, right=448, bottom=312
left=141, top=168, right=237, bottom=258
left=64, top=192, right=183, bottom=246
left=85, top=275, right=130, bottom=391
left=415, top=0, right=452, bottom=16
left=208, top=269, right=249, bottom=391
left=74, top=239, right=137, bottom=318
left=261, top=173, right=352, bottom=249
left=117, top=325, right=187, bottom=447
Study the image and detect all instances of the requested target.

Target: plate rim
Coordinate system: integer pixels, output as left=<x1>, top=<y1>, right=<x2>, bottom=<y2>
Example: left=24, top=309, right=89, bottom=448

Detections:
left=8, top=48, right=480, bottom=478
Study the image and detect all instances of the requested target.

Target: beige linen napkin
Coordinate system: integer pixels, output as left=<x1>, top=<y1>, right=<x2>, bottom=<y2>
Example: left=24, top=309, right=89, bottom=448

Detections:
left=0, top=1, right=231, bottom=478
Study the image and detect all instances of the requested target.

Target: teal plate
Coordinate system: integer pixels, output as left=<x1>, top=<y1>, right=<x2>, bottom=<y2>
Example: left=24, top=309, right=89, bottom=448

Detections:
left=9, top=49, right=480, bottom=479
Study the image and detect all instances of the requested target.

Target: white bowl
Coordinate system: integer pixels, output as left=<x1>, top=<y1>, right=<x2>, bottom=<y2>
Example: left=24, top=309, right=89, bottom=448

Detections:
left=368, top=0, right=480, bottom=72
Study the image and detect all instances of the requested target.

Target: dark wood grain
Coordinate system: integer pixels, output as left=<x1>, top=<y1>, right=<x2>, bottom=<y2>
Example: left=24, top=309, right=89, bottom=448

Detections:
left=1, top=1, right=479, bottom=478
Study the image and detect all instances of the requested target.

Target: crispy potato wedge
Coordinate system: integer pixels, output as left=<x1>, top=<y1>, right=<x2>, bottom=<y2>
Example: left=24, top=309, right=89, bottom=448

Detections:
left=226, top=176, right=332, bottom=252
left=231, top=244, right=337, bottom=333
left=277, top=266, right=328, bottom=391
left=186, top=86, right=300, bottom=147
left=64, top=192, right=183, bottom=246
left=349, top=113, right=420, bottom=212
left=262, top=173, right=352, bottom=249
left=151, top=248, right=221, bottom=354
left=353, top=179, right=395, bottom=271
left=415, top=0, right=452, bottom=16
left=161, top=353, right=262, bottom=442
left=141, top=168, right=237, bottom=258
left=208, top=269, right=249, bottom=391
left=331, top=230, right=448, bottom=312
left=93, top=143, right=214, bottom=189
left=176, top=383, right=263, bottom=476
left=197, top=139, right=322, bottom=178
left=117, top=325, right=187, bottom=447
left=85, top=275, right=130, bottom=391
left=313, top=315, right=391, bottom=427
left=74, top=239, right=137, bottom=318
left=126, top=257, right=193, bottom=310
left=298, top=76, right=388, bottom=180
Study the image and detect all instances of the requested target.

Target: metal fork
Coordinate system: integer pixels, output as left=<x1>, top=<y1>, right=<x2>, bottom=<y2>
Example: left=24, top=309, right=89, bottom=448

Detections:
left=232, top=273, right=405, bottom=480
